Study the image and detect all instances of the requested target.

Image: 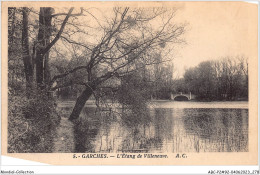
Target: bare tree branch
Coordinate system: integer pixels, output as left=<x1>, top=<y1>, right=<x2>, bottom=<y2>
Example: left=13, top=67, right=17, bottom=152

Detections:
left=41, top=8, right=74, bottom=55
left=51, top=7, right=83, bottom=17
left=50, top=65, right=88, bottom=85
left=61, top=35, right=92, bottom=51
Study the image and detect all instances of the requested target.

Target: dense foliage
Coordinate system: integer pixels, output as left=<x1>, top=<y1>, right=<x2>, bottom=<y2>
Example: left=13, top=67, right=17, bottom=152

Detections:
left=8, top=91, right=60, bottom=153
left=173, top=57, right=248, bottom=101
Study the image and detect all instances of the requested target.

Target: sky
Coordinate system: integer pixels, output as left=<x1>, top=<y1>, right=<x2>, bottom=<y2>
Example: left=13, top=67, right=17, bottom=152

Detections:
left=170, top=1, right=258, bottom=77
left=17, top=1, right=257, bottom=78
left=45, top=2, right=257, bottom=78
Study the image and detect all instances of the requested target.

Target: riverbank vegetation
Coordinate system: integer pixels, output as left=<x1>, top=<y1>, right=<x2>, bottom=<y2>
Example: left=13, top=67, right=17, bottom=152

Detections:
left=8, top=91, right=60, bottom=152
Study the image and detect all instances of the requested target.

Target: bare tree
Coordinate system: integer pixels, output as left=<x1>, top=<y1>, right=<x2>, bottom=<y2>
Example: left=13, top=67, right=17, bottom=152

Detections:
left=183, top=56, right=248, bottom=101
left=35, top=7, right=75, bottom=88
left=48, top=7, right=186, bottom=120
left=19, top=7, right=85, bottom=91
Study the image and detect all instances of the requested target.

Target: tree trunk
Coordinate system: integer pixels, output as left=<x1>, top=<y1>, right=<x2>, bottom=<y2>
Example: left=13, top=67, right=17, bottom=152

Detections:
left=8, top=7, right=16, bottom=46
left=36, top=7, right=53, bottom=88
left=8, top=7, right=16, bottom=85
left=69, top=84, right=95, bottom=121
left=43, top=8, right=52, bottom=86
left=22, top=7, right=34, bottom=95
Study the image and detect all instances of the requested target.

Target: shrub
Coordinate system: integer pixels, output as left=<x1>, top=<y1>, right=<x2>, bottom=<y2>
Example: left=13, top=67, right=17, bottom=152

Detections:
left=117, top=73, right=151, bottom=128
left=8, top=91, right=60, bottom=153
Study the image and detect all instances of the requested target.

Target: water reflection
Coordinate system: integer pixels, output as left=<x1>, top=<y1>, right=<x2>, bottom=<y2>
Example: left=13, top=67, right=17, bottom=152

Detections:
left=183, top=109, right=248, bottom=152
left=70, top=106, right=248, bottom=153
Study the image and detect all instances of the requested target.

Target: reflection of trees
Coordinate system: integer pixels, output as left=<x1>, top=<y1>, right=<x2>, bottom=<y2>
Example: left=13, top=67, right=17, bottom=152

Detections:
left=73, top=107, right=102, bottom=152
left=184, top=109, right=215, bottom=139
left=183, top=108, right=248, bottom=152
left=119, top=108, right=173, bottom=152
left=222, top=109, right=248, bottom=151
left=72, top=107, right=248, bottom=153
left=120, top=107, right=153, bottom=152
left=154, top=109, right=173, bottom=140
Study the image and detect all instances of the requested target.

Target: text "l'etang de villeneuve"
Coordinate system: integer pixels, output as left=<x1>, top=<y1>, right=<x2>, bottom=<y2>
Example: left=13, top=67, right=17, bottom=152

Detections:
left=74, top=154, right=168, bottom=159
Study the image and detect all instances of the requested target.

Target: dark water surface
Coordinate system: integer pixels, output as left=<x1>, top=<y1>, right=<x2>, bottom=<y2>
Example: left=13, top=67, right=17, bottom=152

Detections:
left=59, top=102, right=248, bottom=153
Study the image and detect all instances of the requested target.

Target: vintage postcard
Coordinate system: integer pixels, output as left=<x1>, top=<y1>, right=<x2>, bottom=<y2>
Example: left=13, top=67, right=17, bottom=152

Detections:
left=1, top=1, right=258, bottom=166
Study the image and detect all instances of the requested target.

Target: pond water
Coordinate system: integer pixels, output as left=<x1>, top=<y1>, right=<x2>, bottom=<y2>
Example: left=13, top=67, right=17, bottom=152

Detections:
left=57, top=101, right=248, bottom=153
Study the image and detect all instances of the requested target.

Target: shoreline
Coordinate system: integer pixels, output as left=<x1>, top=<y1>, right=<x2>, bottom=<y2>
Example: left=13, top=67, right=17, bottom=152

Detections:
left=56, top=100, right=249, bottom=109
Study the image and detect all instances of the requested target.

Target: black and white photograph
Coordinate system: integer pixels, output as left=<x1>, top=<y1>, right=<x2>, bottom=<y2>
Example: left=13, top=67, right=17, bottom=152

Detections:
left=2, top=1, right=258, bottom=167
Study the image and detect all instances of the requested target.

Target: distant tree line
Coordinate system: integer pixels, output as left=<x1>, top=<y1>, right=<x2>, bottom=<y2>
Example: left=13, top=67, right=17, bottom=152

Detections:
left=51, top=56, right=248, bottom=102
left=173, top=57, right=248, bottom=101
